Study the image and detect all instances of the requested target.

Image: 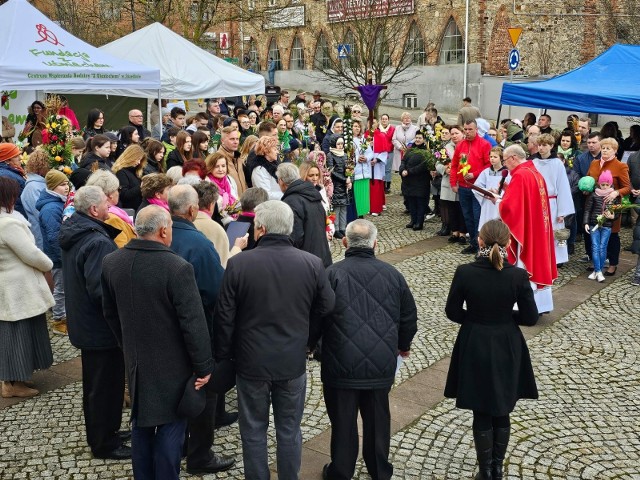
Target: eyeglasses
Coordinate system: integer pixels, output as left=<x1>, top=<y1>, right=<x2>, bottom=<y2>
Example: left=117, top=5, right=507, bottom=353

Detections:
left=130, top=114, right=143, bottom=118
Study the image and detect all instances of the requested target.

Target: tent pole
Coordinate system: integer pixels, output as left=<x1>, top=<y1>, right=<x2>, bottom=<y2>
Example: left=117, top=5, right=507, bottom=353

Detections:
left=496, top=104, right=502, bottom=126
left=158, top=90, right=163, bottom=139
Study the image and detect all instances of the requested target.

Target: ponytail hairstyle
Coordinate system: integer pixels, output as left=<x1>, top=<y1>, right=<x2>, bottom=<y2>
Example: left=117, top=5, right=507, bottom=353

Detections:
left=478, top=219, right=511, bottom=271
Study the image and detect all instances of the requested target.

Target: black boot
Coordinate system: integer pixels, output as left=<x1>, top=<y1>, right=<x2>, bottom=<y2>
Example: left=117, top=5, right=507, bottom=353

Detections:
left=436, top=223, right=450, bottom=236
left=473, top=429, right=493, bottom=480
left=491, top=427, right=510, bottom=480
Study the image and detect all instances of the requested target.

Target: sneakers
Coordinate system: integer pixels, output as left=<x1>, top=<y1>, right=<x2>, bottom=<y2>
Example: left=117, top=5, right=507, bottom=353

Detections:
left=1, top=381, right=39, bottom=398
left=425, top=213, right=436, bottom=221
left=52, top=318, right=68, bottom=336
left=370, top=212, right=379, bottom=217
left=632, top=278, right=640, bottom=286
left=596, top=271, right=605, bottom=283
left=587, top=271, right=597, bottom=280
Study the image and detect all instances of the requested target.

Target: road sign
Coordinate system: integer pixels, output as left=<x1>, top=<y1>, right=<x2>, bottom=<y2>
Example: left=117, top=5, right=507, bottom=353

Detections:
left=508, top=49, right=520, bottom=71
left=508, top=27, right=522, bottom=47
left=337, top=44, right=351, bottom=59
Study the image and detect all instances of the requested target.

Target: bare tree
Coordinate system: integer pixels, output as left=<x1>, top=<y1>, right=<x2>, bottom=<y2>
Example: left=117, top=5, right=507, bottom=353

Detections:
left=309, top=2, right=438, bottom=108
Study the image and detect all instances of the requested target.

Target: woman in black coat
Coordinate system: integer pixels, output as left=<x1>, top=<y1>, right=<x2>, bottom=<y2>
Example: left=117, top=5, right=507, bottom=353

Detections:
left=444, top=219, right=538, bottom=480
left=399, top=131, right=431, bottom=230
left=112, top=145, right=146, bottom=210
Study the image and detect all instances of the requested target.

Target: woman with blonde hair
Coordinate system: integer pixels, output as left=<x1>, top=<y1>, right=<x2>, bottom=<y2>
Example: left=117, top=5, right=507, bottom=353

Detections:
left=112, top=144, right=146, bottom=210
left=21, top=150, right=51, bottom=249
left=445, top=219, right=538, bottom=480
left=239, top=134, right=258, bottom=165
left=85, top=170, right=136, bottom=248
left=250, top=135, right=282, bottom=200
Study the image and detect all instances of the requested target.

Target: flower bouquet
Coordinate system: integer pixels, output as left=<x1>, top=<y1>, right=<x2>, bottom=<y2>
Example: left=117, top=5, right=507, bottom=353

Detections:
left=594, top=195, right=640, bottom=230
left=42, top=95, right=75, bottom=176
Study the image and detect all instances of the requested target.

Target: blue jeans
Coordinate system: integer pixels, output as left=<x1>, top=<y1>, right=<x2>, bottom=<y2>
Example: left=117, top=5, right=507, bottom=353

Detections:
left=236, top=373, right=306, bottom=480
left=458, top=187, right=481, bottom=247
left=385, top=156, right=392, bottom=183
left=132, top=418, right=187, bottom=480
left=590, top=226, right=611, bottom=273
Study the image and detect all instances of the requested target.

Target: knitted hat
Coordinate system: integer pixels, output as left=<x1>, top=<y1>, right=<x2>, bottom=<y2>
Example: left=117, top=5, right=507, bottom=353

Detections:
left=45, top=170, right=68, bottom=190
left=598, top=170, right=613, bottom=185
left=0, top=143, right=20, bottom=162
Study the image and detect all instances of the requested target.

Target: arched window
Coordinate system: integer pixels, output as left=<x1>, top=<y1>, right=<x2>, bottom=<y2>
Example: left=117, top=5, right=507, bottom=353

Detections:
left=290, top=35, right=305, bottom=70
left=373, top=32, right=390, bottom=68
left=404, top=22, right=426, bottom=66
left=439, top=18, right=464, bottom=64
left=314, top=33, right=331, bottom=70
left=268, top=37, right=281, bottom=70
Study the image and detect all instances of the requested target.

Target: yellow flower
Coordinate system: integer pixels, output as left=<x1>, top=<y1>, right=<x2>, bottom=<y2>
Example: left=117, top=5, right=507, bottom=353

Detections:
left=45, top=123, right=50, bottom=129
left=51, top=122, right=58, bottom=129
left=55, top=155, right=62, bottom=162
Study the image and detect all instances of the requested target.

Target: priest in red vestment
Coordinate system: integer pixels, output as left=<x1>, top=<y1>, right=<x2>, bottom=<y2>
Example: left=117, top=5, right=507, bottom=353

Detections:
left=498, top=145, right=557, bottom=313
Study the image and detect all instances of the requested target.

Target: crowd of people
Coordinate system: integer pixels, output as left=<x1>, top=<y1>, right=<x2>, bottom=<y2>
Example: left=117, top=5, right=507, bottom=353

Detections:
left=0, top=89, right=639, bottom=480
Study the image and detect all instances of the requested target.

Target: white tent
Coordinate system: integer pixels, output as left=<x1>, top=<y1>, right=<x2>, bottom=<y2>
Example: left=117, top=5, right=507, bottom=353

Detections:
left=0, top=0, right=160, bottom=96
left=100, top=22, right=265, bottom=99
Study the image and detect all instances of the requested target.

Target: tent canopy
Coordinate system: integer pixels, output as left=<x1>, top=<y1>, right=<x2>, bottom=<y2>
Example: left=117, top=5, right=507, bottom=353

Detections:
left=500, top=44, right=640, bottom=117
left=100, top=23, right=265, bottom=99
left=0, top=0, right=160, bottom=96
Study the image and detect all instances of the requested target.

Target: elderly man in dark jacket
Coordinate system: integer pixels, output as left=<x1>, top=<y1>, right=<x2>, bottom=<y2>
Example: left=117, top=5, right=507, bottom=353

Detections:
left=102, top=205, right=214, bottom=479
left=167, top=184, right=235, bottom=475
left=311, top=219, right=417, bottom=480
left=400, top=131, right=432, bottom=230
left=277, top=162, right=332, bottom=267
left=215, top=200, right=335, bottom=480
left=59, top=186, right=129, bottom=460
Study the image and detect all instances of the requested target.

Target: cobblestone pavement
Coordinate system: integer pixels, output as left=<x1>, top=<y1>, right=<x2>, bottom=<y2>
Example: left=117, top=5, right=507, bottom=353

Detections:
left=1, top=178, right=639, bottom=479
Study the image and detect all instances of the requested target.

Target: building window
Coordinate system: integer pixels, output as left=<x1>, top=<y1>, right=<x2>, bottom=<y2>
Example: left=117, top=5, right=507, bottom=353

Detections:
left=342, top=30, right=357, bottom=68
left=314, top=33, right=331, bottom=70
left=439, top=18, right=464, bottom=65
left=249, top=40, right=259, bottom=66
left=290, top=35, right=305, bottom=70
left=373, top=32, right=390, bottom=67
left=405, top=22, right=426, bottom=66
left=268, top=38, right=281, bottom=70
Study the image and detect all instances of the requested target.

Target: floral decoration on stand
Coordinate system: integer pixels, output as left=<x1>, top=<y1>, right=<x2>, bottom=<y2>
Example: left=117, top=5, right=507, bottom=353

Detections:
left=42, top=95, right=76, bottom=176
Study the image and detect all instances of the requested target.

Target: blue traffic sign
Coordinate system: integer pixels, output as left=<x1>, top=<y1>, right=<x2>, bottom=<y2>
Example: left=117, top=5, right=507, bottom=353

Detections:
left=508, top=48, right=520, bottom=71
left=337, top=44, right=351, bottom=59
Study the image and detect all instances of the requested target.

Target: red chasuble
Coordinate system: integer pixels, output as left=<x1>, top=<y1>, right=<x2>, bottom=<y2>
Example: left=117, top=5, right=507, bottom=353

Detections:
left=499, top=161, right=557, bottom=287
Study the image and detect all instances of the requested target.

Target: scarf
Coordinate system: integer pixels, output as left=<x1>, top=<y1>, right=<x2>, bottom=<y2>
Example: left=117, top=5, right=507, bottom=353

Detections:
left=2, top=162, right=26, bottom=178
left=208, top=173, right=236, bottom=208
left=147, top=197, right=169, bottom=211
left=109, top=204, right=134, bottom=226
left=595, top=186, right=614, bottom=198
left=255, top=154, right=279, bottom=180
left=378, top=124, right=391, bottom=134
left=329, top=148, right=345, bottom=157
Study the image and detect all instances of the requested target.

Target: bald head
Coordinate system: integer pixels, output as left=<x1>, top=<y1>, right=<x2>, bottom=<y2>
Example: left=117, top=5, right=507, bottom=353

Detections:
left=168, top=184, right=199, bottom=219
left=135, top=205, right=172, bottom=245
left=345, top=219, right=378, bottom=249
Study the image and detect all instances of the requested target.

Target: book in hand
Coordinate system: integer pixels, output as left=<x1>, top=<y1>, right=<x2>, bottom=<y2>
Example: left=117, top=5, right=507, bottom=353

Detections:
left=226, top=221, right=251, bottom=251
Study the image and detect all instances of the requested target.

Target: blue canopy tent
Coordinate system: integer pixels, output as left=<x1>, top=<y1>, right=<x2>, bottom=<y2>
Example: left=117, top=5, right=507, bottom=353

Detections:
left=500, top=44, right=640, bottom=117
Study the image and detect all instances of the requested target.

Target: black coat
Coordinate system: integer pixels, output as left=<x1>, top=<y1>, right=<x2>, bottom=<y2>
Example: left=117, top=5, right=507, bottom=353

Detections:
left=143, top=156, right=163, bottom=175
left=444, top=257, right=539, bottom=416
left=69, top=152, right=110, bottom=190
left=327, top=151, right=349, bottom=206
left=281, top=179, right=332, bottom=268
left=115, top=167, right=142, bottom=210
left=166, top=149, right=186, bottom=170
left=583, top=192, right=619, bottom=228
left=214, top=234, right=335, bottom=381
left=315, top=248, right=417, bottom=390
left=399, top=146, right=431, bottom=198
left=101, top=239, right=214, bottom=428
left=59, top=212, right=121, bottom=350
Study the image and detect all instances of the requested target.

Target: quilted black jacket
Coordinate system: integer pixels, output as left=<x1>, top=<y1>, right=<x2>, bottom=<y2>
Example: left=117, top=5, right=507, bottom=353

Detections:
left=313, top=247, right=418, bottom=389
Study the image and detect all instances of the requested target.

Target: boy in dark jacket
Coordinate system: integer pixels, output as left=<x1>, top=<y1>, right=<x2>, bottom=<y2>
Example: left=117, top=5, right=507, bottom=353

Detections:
left=37, top=170, right=69, bottom=335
